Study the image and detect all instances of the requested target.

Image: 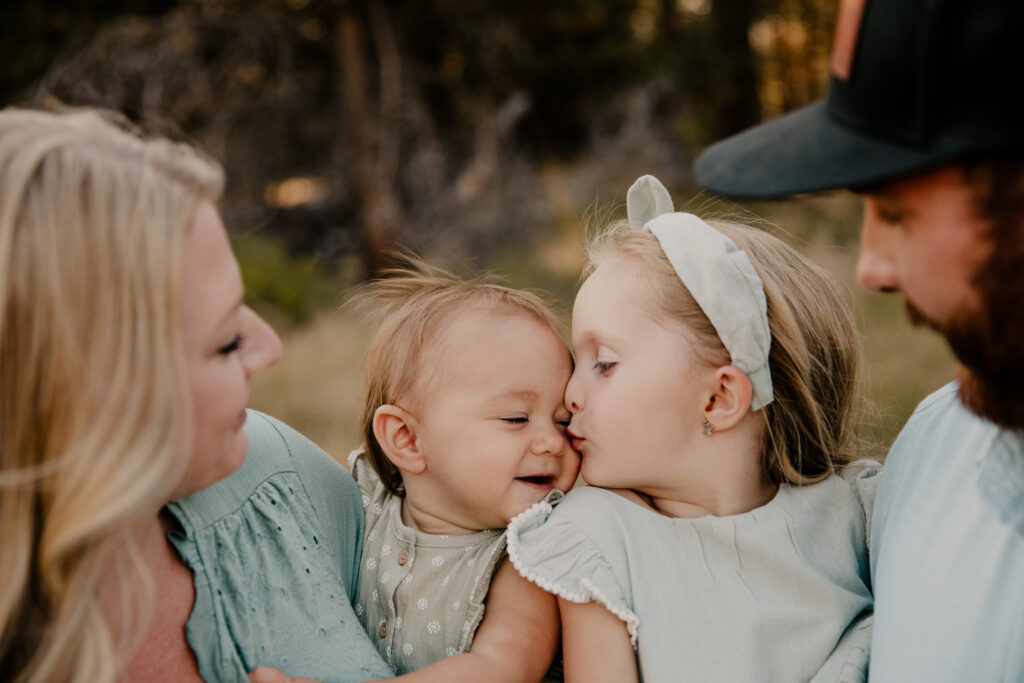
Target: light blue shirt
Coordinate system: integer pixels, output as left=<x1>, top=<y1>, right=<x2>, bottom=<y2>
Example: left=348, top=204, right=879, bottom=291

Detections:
left=870, top=382, right=1024, bottom=681
left=167, top=411, right=393, bottom=683
left=509, top=463, right=879, bottom=682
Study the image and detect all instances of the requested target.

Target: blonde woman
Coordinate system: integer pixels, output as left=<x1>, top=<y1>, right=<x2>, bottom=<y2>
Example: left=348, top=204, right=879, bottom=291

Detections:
left=0, top=108, right=391, bottom=682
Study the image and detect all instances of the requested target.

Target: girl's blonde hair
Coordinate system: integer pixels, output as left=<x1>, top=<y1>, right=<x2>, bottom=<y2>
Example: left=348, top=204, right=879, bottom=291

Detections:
left=352, top=259, right=565, bottom=496
left=0, top=107, right=223, bottom=683
left=584, top=220, right=862, bottom=486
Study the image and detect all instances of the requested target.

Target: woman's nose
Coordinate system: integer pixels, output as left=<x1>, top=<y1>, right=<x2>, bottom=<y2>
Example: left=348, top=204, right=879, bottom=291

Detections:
left=242, top=307, right=283, bottom=377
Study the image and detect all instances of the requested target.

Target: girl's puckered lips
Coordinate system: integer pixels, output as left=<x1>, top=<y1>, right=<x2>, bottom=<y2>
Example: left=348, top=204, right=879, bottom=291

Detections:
left=566, top=427, right=585, bottom=452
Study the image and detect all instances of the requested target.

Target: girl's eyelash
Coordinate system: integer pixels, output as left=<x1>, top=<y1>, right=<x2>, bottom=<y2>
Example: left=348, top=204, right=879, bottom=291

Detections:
left=555, top=418, right=571, bottom=429
left=593, top=360, right=616, bottom=373
left=218, top=333, right=245, bottom=355
left=500, top=416, right=528, bottom=424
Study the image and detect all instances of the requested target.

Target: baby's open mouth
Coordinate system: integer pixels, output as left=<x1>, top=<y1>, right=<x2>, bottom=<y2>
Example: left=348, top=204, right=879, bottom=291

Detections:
left=516, top=475, right=555, bottom=487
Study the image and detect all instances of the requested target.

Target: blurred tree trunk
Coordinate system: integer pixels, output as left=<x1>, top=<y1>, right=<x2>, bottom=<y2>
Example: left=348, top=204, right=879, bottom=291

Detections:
left=336, top=0, right=403, bottom=277
left=711, top=0, right=761, bottom=138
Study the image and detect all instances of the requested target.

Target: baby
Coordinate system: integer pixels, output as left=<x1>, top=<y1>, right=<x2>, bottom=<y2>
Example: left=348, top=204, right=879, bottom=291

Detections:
left=349, top=261, right=579, bottom=680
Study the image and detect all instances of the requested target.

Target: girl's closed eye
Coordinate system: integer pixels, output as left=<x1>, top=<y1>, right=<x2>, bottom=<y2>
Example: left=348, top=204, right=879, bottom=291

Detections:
left=217, top=333, right=245, bottom=356
left=499, top=415, right=529, bottom=425
left=593, top=360, right=616, bottom=374
left=554, top=416, right=571, bottom=431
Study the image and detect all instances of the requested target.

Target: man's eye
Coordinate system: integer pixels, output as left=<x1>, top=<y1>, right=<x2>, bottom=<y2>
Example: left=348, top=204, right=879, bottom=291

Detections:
left=877, top=206, right=908, bottom=224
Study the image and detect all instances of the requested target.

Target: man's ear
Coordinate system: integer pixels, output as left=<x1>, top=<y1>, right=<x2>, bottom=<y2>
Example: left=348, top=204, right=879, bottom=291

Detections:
left=703, top=365, right=754, bottom=432
left=372, top=405, right=426, bottom=475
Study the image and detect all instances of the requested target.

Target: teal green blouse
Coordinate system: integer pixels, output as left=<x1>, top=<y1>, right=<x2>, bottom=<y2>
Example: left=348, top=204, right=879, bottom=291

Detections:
left=166, top=411, right=393, bottom=682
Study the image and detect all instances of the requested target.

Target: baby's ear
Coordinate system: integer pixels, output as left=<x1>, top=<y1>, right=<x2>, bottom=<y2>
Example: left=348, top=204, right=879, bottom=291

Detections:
left=704, top=365, right=754, bottom=431
left=372, top=405, right=426, bottom=474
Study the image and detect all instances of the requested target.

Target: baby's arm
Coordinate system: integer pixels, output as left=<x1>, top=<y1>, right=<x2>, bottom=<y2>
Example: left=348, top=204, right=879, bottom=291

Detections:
left=388, top=558, right=560, bottom=683
left=559, top=598, right=637, bottom=683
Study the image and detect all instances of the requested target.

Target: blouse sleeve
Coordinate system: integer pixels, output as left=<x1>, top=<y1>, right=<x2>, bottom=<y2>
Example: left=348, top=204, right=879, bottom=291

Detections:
left=507, top=488, right=641, bottom=647
left=840, top=459, right=882, bottom=551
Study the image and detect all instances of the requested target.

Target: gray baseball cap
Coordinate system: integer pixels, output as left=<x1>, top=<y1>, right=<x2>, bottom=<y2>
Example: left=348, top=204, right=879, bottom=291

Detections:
left=695, top=0, right=1024, bottom=200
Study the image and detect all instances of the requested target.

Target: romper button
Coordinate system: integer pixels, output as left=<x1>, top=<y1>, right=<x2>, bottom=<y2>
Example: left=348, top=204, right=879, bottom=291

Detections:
left=397, top=549, right=409, bottom=566
left=379, top=620, right=388, bottom=638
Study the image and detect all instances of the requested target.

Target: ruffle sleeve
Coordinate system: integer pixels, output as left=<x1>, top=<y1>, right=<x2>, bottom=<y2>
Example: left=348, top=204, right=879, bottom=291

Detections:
left=507, top=490, right=640, bottom=648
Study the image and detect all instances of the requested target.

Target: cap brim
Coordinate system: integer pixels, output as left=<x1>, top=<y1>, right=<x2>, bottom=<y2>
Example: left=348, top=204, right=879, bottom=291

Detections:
left=694, top=100, right=968, bottom=200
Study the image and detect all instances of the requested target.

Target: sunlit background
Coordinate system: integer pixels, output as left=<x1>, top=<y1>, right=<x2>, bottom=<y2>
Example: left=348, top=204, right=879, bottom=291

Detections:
left=2, top=0, right=956, bottom=463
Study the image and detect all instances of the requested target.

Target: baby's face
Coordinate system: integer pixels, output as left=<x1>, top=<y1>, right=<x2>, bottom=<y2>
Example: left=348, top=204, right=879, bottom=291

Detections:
left=564, top=258, right=714, bottom=490
left=412, top=310, right=578, bottom=532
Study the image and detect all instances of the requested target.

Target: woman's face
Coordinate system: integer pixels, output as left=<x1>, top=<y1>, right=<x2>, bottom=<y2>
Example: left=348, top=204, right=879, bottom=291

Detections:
left=176, top=201, right=282, bottom=498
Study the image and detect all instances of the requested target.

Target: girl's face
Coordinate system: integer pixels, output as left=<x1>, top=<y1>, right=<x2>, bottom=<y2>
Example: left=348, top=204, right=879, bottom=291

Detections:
left=565, top=257, right=714, bottom=490
left=177, top=200, right=282, bottom=498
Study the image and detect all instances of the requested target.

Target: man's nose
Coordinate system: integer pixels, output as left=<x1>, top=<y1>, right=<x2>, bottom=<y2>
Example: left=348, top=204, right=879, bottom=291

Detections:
left=856, top=201, right=901, bottom=293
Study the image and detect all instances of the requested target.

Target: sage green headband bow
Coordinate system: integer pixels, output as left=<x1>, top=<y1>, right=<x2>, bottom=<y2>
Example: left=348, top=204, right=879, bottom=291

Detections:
left=626, top=175, right=774, bottom=411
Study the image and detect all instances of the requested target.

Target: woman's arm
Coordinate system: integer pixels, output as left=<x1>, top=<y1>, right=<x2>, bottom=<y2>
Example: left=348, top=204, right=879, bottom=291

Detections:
left=558, top=597, right=637, bottom=683
left=387, top=558, right=560, bottom=683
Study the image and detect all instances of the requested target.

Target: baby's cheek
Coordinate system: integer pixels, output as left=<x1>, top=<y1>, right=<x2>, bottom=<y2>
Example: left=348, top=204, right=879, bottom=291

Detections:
left=560, top=450, right=582, bottom=490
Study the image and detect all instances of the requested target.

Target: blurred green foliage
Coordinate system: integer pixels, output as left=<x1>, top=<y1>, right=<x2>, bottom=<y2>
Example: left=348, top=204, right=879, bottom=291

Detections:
left=233, top=233, right=339, bottom=326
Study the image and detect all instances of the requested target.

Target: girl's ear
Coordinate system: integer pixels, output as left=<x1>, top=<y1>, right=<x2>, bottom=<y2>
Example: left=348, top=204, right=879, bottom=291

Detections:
left=703, top=366, right=754, bottom=431
left=372, top=405, right=426, bottom=474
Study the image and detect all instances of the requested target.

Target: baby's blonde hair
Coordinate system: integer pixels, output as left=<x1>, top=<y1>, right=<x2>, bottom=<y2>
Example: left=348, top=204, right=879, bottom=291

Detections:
left=0, top=107, right=223, bottom=683
left=584, top=220, right=862, bottom=486
left=353, top=258, right=565, bottom=496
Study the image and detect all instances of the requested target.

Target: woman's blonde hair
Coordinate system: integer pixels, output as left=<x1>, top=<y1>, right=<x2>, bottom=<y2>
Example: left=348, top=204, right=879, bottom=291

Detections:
left=0, top=107, right=223, bottom=683
left=352, top=259, right=565, bottom=496
left=584, top=219, right=863, bottom=486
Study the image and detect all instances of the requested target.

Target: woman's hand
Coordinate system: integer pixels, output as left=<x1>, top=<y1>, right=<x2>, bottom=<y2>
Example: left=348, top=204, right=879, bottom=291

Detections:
left=248, top=666, right=323, bottom=683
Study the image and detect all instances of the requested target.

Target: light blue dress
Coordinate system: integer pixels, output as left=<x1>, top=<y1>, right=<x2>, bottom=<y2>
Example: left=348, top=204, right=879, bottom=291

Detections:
left=869, top=382, right=1024, bottom=681
left=507, top=463, right=880, bottom=682
left=166, top=411, right=393, bottom=683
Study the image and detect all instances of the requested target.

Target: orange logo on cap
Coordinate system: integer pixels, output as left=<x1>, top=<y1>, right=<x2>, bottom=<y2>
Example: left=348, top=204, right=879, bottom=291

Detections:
left=831, top=0, right=867, bottom=81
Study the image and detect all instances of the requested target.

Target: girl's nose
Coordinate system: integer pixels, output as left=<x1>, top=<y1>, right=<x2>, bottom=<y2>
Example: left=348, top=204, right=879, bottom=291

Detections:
left=564, top=369, right=583, bottom=413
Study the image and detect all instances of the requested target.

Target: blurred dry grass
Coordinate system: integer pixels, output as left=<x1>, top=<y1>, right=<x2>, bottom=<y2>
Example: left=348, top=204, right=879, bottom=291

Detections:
left=249, top=175, right=958, bottom=466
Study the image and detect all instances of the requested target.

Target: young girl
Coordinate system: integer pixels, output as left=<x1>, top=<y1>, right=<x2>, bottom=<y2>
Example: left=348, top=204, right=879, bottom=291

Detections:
left=507, top=176, right=879, bottom=682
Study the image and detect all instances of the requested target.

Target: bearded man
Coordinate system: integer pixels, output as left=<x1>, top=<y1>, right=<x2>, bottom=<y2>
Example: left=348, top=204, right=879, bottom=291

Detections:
left=695, top=1, right=1023, bottom=680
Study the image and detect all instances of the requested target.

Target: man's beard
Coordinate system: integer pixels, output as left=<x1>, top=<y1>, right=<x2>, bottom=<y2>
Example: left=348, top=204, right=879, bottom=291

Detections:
left=906, top=292, right=1024, bottom=430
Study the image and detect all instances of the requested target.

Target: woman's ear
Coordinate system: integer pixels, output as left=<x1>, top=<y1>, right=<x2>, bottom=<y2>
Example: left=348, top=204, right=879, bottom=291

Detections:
left=703, top=366, right=753, bottom=432
left=372, top=405, right=426, bottom=474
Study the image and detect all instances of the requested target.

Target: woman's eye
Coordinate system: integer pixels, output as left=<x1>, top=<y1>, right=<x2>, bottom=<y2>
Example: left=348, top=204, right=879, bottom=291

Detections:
left=593, top=360, right=616, bottom=374
left=218, top=333, right=245, bottom=355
